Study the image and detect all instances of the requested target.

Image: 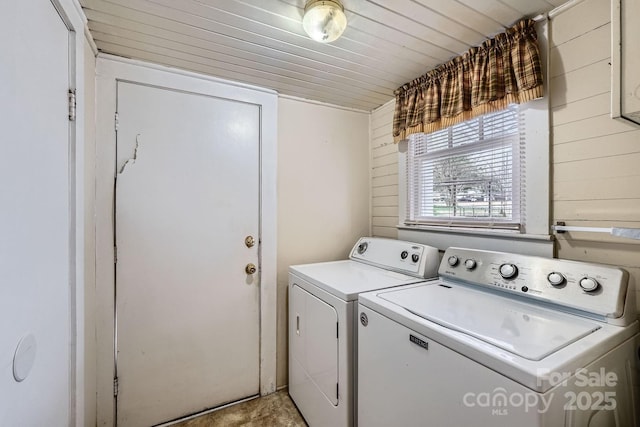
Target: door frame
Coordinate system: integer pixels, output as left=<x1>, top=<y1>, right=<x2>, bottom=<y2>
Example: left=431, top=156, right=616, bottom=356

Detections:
left=94, top=54, right=278, bottom=426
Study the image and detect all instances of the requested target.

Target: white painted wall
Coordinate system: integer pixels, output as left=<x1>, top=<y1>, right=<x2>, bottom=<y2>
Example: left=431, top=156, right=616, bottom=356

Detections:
left=0, top=1, right=89, bottom=426
left=276, top=96, right=371, bottom=387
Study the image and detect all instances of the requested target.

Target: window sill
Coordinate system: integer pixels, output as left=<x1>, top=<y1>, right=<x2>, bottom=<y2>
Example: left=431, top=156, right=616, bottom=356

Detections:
left=397, top=224, right=553, bottom=241
left=396, top=224, right=555, bottom=257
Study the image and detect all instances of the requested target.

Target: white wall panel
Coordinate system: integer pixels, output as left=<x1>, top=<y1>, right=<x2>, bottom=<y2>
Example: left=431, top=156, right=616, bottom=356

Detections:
left=554, top=176, right=640, bottom=201
left=552, top=92, right=610, bottom=125
left=552, top=113, right=639, bottom=144
left=554, top=131, right=640, bottom=163
left=370, top=100, right=399, bottom=240
left=550, top=59, right=611, bottom=108
left=550, top=0, right=610, bottom=45
left=550, top=0, right=640, bottom=302
left=549, top=23, right=610, bottom=77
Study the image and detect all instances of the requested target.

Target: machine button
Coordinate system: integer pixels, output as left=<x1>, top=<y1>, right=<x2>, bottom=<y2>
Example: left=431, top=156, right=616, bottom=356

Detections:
left=547, top=272, right=565, bottom=287
left=357, top=242, right=368, bottom=254
left=401, top=251, right=408, bottom=260
left=411, top=254, right=420, bottom=263
left=521, top=286, right=529, bottom=293
left=499, top=263, right=518, bottom=279
left=447, top=256, right=459, bottom=267
left=464, top=259, right=476, bottom=270
left=579, top=277, right=599, bottom=292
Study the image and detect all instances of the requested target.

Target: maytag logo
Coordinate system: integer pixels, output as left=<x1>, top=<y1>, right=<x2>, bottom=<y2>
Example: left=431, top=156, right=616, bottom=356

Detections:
left=409, top=334, right=428, bottom=350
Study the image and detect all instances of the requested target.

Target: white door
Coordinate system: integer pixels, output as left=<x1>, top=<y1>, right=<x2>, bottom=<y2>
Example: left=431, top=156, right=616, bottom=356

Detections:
left=0, top=1, right=71, bottom=425
left=115, top=82, right=261, bottom=427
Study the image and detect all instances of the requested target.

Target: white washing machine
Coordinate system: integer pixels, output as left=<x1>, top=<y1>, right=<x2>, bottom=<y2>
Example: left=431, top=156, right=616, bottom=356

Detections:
left=358, top=247, right=640, bottom=427
left=288, top=237, right=440, bottom=427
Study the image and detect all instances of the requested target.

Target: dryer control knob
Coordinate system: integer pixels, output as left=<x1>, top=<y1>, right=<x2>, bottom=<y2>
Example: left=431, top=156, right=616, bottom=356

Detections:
left=499, top=263, right=518, bottom=279
left=447, top=256, right=459, bottom=267
left=411, top=254, right=420, bottom=263
left=357, top=242, right=368, bottom=254
left=579, top=277, right=599, bottom=292
left=547, top=272, right=565, bottom=286
left=464, top=259, right=476, bottom=270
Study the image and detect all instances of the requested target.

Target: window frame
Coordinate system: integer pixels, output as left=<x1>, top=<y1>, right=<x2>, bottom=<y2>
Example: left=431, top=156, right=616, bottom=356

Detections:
left=405, top=105, right=523, bottom=229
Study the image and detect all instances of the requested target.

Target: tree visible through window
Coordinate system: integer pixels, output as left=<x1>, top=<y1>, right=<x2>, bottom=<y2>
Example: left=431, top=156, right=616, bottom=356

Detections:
left=406, top=105, right=522, bottom=229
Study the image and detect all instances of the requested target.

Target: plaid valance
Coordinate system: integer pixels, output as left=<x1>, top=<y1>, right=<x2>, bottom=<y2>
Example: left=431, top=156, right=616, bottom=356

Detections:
left=392, top=19, right=543, bottom=142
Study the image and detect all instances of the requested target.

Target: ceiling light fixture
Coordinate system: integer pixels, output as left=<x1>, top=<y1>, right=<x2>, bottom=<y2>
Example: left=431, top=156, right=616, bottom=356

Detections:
left=302, top=0, right=347, bottom=43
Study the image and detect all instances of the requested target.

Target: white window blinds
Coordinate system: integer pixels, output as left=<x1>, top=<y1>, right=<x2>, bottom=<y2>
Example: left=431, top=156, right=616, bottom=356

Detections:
left=405, top=105, right=524, bottom=229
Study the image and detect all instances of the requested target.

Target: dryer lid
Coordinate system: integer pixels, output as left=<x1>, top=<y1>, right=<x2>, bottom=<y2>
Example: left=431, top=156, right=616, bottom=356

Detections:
left=379, top=282, right=601, bottom=361
left=290, top=260, right=424, bottom=301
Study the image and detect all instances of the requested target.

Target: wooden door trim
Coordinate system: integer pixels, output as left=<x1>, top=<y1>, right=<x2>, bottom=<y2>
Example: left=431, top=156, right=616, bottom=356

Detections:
left=95, top=55, right=277, bottom=426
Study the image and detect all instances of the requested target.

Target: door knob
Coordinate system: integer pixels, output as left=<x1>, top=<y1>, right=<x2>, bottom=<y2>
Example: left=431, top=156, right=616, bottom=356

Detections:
left=245, top=263, right=257, bottom=275
left=245, top=235, right=256, bottom=248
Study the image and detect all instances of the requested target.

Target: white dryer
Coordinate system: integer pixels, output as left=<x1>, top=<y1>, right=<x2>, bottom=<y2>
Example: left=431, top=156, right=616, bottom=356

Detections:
left=358, top=247, right=640, bottom=427
left=288, top=237, right=440, bottom=427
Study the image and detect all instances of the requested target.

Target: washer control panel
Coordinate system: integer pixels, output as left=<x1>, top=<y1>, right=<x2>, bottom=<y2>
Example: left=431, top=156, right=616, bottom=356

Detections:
left=438, top=247, right=631, bottom=322
left=350, top=237, right=440, bottom=279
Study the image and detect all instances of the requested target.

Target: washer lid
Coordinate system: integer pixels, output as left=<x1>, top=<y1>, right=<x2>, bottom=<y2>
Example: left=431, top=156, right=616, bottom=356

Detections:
left=290, top=260, right=424, bottom=301
left=379, top=282, right=601, bottom=361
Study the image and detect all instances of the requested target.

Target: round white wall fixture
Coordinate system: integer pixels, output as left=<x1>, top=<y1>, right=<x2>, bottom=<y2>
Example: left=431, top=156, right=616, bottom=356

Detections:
left=13, top=334, right=37, bottom=382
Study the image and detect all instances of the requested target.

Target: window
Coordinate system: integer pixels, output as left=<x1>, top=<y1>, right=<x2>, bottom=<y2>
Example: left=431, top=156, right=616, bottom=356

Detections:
left=405, top=105, right=523, bottom=230
left=397, top=20, right=550, bottom=251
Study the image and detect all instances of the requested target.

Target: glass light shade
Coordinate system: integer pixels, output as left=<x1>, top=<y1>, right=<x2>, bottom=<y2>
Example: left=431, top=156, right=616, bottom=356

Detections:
left=302, top=0, right=347, bottom=43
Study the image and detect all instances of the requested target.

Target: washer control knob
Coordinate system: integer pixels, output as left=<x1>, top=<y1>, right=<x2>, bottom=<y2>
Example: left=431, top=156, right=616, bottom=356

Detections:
left=447, top=256, right=459, bottom=267
left=579, top=277, right=599, bottom=292
left=499, top=263, right=518, bottom=279
left=401, top=250, right=408, bottom=260
left=464, top=259, right=476, bottom=270
left=547, top=272, right=565, bottom=287
left=411, top=254, right=420, bottom=263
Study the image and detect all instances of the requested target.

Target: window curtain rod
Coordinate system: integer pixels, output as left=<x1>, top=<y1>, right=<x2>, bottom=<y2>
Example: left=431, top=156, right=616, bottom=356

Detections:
left=532, top=13, right=547, bottom=22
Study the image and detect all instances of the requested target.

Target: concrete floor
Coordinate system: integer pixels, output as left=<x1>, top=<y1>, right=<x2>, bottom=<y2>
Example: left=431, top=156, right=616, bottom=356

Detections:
left=171, top=391, right=307, bottom=427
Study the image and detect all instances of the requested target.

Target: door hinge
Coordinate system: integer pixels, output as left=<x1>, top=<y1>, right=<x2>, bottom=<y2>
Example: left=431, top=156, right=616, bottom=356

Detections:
left=68, top=89, right=76, bottom=121
left=114, top=112, right=119, bottom=131
left=113, top=377, right=119, bottom=397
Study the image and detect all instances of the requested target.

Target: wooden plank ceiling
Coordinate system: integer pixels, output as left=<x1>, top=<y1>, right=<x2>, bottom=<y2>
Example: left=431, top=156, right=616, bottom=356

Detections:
left=81, top=0, right=564, bottom=111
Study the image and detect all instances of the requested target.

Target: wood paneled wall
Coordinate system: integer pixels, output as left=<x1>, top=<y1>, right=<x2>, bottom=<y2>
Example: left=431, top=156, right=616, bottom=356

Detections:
left=550, top=0, right=640, bottom=303
left=370, top=100, right=398, bottom=239
left=369, top=0, right=640, bottom=305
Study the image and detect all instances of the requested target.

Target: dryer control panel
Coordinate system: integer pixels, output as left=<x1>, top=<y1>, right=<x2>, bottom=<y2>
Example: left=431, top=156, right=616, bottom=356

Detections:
left=350, top=237, right=440, bottom=279
left=439, top=247, right=634, bottom=325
